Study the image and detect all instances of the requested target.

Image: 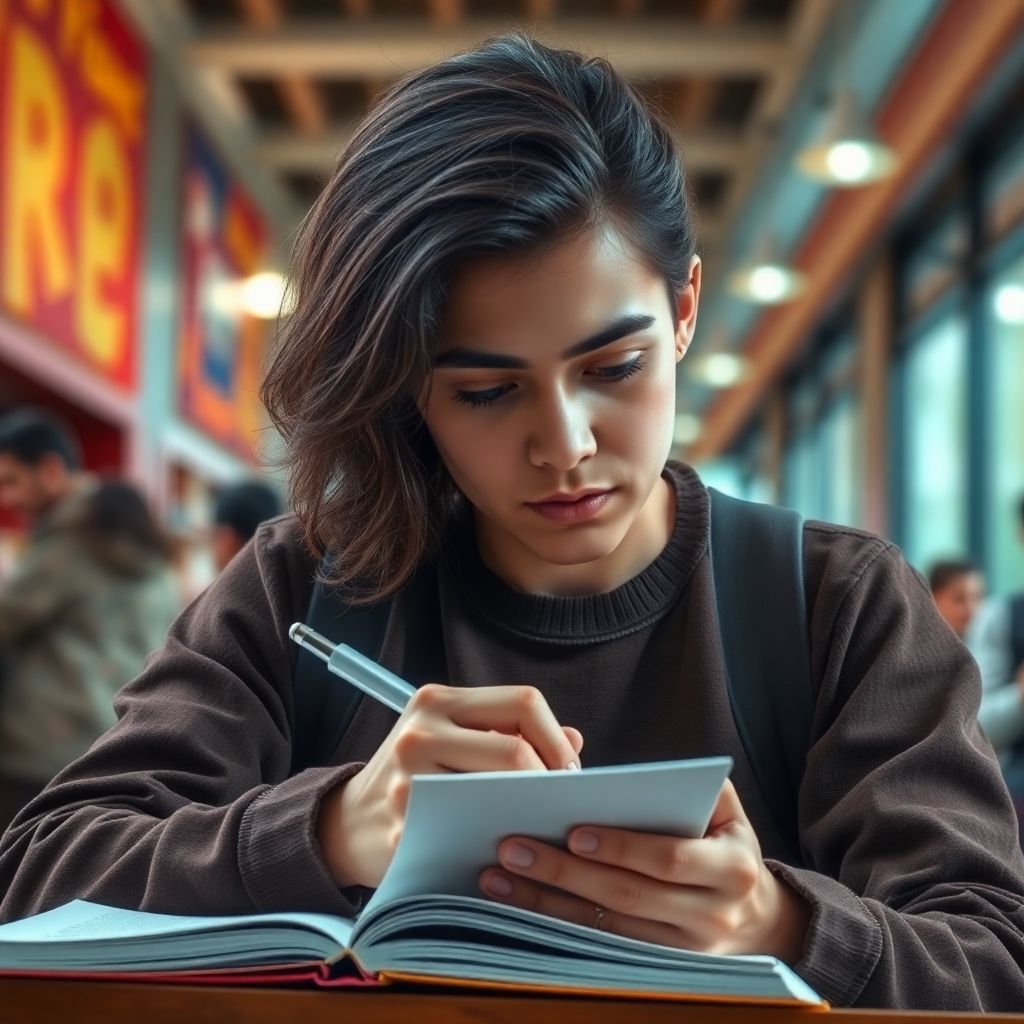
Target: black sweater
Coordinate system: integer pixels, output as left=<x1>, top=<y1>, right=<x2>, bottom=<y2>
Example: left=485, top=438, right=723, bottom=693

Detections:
left=2, top=464, right=1023, bottom=1009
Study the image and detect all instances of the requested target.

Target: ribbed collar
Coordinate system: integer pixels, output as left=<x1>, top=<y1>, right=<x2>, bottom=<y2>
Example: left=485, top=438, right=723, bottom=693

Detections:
left=441, top=462, right=709, bottom=645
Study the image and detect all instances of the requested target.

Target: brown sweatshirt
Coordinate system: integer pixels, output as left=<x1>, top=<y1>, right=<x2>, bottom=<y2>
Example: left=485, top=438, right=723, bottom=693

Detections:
left=1, top=464, right=1023, bottom=1010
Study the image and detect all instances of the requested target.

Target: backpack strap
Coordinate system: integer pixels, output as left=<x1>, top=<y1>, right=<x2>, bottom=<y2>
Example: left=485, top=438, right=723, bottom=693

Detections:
left=708, top=488, right=813, bottom=863
left=289, top=579, right=392, bottom=776
left=1009, top=594, right=1024, bottom=676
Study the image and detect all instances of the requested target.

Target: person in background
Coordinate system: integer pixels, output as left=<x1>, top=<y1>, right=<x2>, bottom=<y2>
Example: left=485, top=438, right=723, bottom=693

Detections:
left=211, top=479, right=284, bottom=572
left=0, top=409, right=179, bottom=833
left=927, top=558, right=986, bottom=639
left=967, top=495, right=1024, bottom=838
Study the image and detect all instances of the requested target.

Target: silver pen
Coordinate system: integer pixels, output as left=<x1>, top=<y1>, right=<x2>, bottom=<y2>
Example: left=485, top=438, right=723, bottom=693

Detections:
left=289, top=621, right=415, bottom=713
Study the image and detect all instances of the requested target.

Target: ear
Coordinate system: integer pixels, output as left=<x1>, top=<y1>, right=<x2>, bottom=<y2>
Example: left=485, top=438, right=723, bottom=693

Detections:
left=673, top=255, right=702, bottom=364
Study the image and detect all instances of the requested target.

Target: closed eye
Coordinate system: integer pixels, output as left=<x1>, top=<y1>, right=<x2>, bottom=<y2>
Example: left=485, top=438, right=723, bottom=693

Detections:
left=590, top=355, right=646, bottom=381
left=452, top=354, right=646, bottom=408
left=453, top=383, right=515, bottom=407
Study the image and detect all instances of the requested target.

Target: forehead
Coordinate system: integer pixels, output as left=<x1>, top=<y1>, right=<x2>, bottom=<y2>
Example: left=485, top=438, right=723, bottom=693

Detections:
left=438, top=222, right=665, bottom=354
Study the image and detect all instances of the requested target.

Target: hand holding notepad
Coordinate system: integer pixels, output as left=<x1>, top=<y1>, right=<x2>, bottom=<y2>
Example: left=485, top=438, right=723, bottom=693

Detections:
left=292, top=621, right=584, bottom=889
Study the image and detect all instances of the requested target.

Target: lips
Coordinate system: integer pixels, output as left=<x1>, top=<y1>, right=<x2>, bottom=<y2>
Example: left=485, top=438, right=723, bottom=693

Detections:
left=529, top=488, right=610, bottom=505
left=525, top=488, right=615, bottom=524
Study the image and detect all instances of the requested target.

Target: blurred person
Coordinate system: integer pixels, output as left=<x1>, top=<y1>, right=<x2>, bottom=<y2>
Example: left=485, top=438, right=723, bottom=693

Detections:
left=211, top=479, right=283, bottom=571
left=968, top=495, right=1024, bottom=836
left=0, top=409, right=178, bottom=832
left=927, top=558, right=985, bottom=639
left=0, top=408, right=82, bottom=530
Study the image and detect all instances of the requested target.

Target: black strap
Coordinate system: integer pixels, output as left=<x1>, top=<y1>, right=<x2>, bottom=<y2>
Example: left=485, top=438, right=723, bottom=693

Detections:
left=1010, top=594, right=1024, bottom=675
left=290, top=582, right=391, bottom=776
left=708, top=488, right=813, bottom=863
left=291, top=492, right=815, bottom=864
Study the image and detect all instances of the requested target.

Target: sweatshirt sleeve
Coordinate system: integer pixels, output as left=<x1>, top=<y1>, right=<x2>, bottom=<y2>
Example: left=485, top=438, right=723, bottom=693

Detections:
left=768, top=529, right=1024, bottom=1011
left=0, top=518, right=366, bottom=923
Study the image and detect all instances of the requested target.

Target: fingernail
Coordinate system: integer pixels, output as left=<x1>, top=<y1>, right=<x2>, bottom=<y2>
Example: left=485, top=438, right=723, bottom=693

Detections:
left=481, top=872, right=512, bottom=898
left=571, top=830, right=599, bottom=853
left=566, top=760, right=579, bottom=771
left=502, top=842, right=535, bottom=868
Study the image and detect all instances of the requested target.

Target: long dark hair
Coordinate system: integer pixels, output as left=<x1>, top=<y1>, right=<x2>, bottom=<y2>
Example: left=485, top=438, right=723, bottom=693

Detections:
left=261, top=33, right=697, bottom=603
left=81, top=481, right=174, bottom=563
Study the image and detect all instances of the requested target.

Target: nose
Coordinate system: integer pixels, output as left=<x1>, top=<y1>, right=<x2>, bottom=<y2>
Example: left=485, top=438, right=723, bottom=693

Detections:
left=526, top=385, right=597, bottom=471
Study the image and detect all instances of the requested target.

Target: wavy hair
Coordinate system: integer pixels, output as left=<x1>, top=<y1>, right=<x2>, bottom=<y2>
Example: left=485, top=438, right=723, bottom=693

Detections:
left=261, top=33, right=696, bottom=602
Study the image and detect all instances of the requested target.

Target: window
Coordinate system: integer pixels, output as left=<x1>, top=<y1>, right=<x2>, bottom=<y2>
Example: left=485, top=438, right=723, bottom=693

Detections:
left=900, top=312, right=969, bottom=571
left=984, top=248, right=1024, bottom=593
left=819, top=392, right=861, bottom=527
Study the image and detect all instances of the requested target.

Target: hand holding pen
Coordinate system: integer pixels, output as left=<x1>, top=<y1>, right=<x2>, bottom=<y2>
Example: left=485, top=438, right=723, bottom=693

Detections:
left=290, top=622, right=584, bottom=889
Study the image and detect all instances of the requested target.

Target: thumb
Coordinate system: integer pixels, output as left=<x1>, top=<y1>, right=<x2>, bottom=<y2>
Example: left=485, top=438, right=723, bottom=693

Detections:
left=561, top=726, right=584, bottom=758
left=705, top=778, right=749, bottom=836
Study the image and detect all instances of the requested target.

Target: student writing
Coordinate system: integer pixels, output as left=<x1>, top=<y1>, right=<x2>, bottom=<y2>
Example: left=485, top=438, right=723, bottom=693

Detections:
left=1, top=34, right=1023, bottom=1011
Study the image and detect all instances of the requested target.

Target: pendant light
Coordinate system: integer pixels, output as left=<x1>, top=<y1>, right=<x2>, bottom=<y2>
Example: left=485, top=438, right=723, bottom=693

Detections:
left=728, top=233, right=806, bottom=305
left=796, top=87, right=896, bottom=187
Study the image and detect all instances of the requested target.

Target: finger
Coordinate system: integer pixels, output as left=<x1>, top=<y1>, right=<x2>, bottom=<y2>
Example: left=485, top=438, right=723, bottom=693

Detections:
left=566, top=826, right=758, bottom=895
left=494, top=837, right=690, bottom=928
left=478, top=870, right=684, bottom=948
left=395, top=719, right=548, bottom=774
left=420, top=685, right=579, bottom=771
left=705, top=779, right=749, bottom=836
left=562, top=726, right=584, bottom=759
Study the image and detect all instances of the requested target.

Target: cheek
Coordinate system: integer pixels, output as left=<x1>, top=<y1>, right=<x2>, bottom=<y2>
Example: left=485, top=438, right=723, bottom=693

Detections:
left=423, top=402, right=502, bottom=488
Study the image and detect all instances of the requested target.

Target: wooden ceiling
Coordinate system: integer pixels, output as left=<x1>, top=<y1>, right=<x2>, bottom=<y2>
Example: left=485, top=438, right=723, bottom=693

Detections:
left=175, top=0, right=836, bottom=257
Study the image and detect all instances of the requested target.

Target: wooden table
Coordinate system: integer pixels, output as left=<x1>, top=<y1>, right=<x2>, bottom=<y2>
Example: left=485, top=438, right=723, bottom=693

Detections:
left=4, top=979, right=1024, bottom=1024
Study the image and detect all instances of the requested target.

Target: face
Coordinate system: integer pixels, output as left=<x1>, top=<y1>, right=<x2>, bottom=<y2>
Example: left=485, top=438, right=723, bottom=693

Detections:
left=0, top=451, right=67, bottom=523
left=933, top=573, right=986, bottom=638
left=421, top=222, right=699, bottom=595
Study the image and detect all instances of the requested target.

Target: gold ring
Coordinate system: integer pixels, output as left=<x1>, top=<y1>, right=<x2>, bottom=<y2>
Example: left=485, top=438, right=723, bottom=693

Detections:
left=593, top=904, right=606, bottom=930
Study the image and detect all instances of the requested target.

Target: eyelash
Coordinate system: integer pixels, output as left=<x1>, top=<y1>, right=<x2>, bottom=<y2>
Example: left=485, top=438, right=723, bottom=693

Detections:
left=453, top=355, right=647, bottom=408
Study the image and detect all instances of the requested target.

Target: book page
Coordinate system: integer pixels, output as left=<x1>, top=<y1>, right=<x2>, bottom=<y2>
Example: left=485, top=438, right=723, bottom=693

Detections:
left=0, top=899, right=358, bottom=970
left=360, top=757, right=731, bottom=924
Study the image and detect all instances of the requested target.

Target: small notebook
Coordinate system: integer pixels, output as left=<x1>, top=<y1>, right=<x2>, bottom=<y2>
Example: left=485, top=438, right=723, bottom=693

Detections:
left=0, top=757, right=825, bottom=1008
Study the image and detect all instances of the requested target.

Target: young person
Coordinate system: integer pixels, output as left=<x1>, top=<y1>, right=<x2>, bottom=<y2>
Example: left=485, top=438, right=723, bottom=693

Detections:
left=927, top=558, right=986, bottom=639
left=1, top=35, right=1022, bottom=1011
left=210, top=479, right=284, bottom=572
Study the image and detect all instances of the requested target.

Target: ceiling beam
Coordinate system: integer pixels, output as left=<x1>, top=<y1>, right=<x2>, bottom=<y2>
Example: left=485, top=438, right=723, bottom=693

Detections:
left=430, top=0, right=464, bottom=27
left=187, top=20, right=789, bottom=78
left=525, top=0, right=558, bottom=17
left=253, top=126, right=748, bottom=175
left=708, top=0, right=833, bottom=244
left=236, top=0, right=329, bottom=137
left=674, top=0, right=743, bottom=130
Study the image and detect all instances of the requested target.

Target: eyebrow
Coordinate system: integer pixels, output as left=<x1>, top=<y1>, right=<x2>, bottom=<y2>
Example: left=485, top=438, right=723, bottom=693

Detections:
left=433, top=312, right=657, bottom=370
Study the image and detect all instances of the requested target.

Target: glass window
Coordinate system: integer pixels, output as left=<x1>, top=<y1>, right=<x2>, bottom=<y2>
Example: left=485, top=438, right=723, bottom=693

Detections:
left=783, top=426, right=824, bottom=520
left=820, top=392, right=861, bottom=527
left=904, top=209, right=968, bottom=321
left=901, top=312, right=969, bottom=571
left=696, top=457, right=746, bottom=499
left=985, top=249, right=1024, bottom=593
left=987, top=123, right=1024, bottom=246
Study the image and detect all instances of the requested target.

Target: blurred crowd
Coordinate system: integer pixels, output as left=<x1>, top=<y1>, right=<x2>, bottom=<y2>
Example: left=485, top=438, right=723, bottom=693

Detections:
left=0, top=408, right=282, bottom=833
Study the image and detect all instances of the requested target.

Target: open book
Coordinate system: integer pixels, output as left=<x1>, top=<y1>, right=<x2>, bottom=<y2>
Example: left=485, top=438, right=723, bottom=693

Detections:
left=0, top=757, right=824, bottom=1008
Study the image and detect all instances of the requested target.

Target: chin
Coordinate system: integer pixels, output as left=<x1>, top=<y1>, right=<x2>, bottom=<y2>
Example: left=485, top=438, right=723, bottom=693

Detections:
left=529, top=526, right=629, bottom=567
